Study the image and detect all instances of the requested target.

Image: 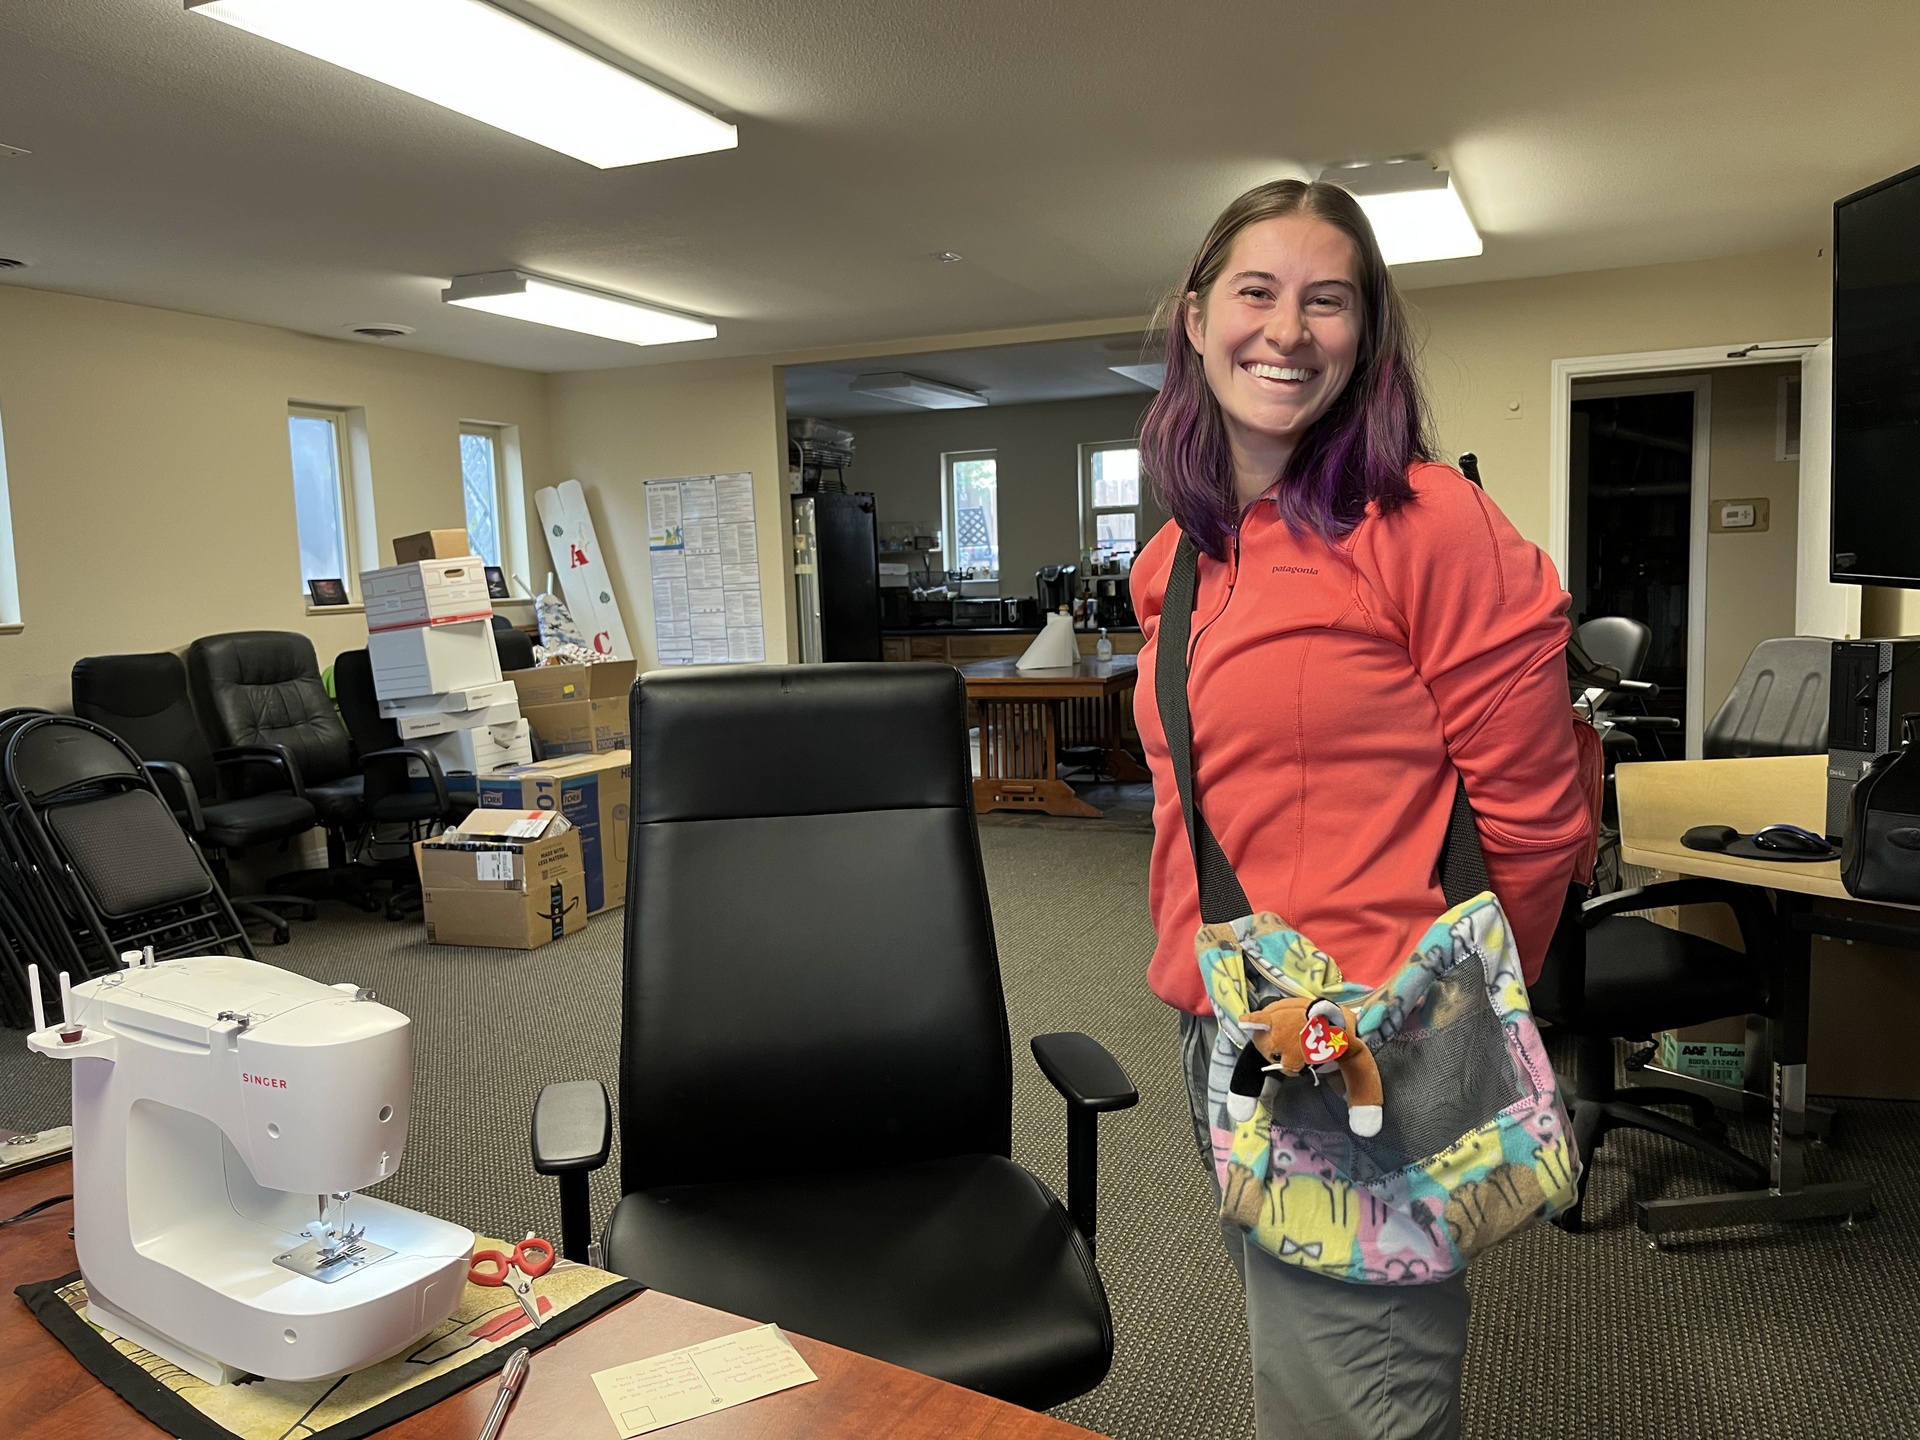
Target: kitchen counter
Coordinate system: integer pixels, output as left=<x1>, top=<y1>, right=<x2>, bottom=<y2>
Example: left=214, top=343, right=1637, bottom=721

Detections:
left=881, top=627, right=1144, bottom=663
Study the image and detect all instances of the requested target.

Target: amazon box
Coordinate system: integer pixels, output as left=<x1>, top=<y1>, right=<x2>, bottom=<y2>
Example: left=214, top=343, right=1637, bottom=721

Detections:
left=416, top=810, right=586, bottom=949
left=475, top=751, right=631, bottom=914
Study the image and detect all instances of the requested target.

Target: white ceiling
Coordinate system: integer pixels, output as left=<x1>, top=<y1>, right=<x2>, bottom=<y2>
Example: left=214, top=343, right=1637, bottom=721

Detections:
left=785, top=334, right=1159, bottom=417
left=3, top=1, right=1917, bottom=373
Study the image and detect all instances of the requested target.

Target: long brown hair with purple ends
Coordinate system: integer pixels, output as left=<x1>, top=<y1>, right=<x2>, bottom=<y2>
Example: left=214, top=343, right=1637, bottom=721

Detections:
left=1140, top=179, right=1435, bottom=559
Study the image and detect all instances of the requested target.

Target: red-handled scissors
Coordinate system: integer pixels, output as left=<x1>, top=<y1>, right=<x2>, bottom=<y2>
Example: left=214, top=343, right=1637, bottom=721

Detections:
left=470, top=1233, right=555, bottom=1327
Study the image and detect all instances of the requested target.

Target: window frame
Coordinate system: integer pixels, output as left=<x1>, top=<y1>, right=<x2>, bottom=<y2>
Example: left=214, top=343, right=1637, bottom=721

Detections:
left=460, top=419, right=530, bottom=597
left=287, top=403, right=361, bottom=602
left=0, top=401, right=19, bottom=629
left=1079, top=439, right=1143, bottom=565
left=459, top=422, right=508, bottom=569
left=942, top=448, right=1000, bottom=580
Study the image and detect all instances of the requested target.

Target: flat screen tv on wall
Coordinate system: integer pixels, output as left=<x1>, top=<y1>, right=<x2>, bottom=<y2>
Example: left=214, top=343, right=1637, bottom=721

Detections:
left=1833, top=162, right=1920, bottom=587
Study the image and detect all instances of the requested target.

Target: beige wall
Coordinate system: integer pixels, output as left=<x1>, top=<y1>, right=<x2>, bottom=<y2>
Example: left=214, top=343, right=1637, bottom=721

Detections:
left=1702, top=363, right=1802, bottom=712
left=0, top=283, right=551, bottom=710
left=831, top=393, right=1160, bottom=600
left=544, top=358, right=793, bottom=668
left=1410, top=244, right=1830, bottom=552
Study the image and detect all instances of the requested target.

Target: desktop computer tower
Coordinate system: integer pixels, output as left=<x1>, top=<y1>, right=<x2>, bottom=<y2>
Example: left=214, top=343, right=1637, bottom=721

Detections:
left=1827, top=638, right=1920, bottom=839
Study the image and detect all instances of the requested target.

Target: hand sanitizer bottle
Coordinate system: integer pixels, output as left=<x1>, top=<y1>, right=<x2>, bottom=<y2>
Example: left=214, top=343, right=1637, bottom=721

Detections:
left=1095, top=627, right=1114, bottom=662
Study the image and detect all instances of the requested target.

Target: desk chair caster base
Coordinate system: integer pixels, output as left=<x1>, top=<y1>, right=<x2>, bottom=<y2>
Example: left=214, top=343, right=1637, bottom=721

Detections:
left=1638, top=1180, right=1875, bottom=1237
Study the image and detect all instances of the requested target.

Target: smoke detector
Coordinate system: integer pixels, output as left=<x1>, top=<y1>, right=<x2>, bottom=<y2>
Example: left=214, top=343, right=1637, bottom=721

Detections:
left=347, top=322, right=415, bottom=340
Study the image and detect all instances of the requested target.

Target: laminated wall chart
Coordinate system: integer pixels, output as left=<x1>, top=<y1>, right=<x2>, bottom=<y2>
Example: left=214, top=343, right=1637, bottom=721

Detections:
left=645, top=473, right=766, bottom=665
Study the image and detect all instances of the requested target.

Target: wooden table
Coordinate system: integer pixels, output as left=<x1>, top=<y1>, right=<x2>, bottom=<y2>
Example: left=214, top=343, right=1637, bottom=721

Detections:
left=961, top=657, right=1148, bottom=818
left=1616, top=754, right=1899, bottom=1235
left=1, top=1160, right=1100, bottom=1440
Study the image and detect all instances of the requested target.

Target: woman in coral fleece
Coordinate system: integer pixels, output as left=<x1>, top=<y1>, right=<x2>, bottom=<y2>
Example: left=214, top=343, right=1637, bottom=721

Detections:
left=1130, top=180, right=1590, bottom=1439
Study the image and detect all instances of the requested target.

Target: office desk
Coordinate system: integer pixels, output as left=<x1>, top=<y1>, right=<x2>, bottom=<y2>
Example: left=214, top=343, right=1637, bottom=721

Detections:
left=1617, top=754, right=1896, bottom=1236
left=0, top=1161, right=1101, bottom=1440
left=962, top=657, right=1147, bottom=818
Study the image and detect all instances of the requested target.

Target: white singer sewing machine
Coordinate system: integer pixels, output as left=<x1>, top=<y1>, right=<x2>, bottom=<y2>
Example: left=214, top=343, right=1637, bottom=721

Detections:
left=24, top=951, right=473, bottom=1385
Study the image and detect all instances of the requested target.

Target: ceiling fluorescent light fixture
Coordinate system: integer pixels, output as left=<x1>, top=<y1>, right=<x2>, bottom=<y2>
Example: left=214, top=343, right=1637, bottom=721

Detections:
left=1109, top=362, right=1166, bottom=390
left=850, top=372, right=987, bottom=410
left=443, top=270, right=716, bottom=346
left=1319, top=158, right=1482, bottom=265
left=185, top=0, right=737, bottom=169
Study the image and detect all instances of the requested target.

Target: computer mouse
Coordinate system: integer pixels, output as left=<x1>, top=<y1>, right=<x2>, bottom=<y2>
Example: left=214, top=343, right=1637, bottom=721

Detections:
left=1752, top=823, right=1832, bottom=855
left=1681, top=824, right=1737, bottom=851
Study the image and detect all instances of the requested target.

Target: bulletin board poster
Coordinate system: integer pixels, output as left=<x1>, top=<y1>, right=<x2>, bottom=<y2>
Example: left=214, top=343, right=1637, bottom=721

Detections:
left=644, top=473, right=766, bottom=666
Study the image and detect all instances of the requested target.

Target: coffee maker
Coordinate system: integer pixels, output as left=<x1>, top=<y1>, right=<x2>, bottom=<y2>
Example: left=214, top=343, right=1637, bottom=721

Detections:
left=1036, top=565, right=1076, bottom=615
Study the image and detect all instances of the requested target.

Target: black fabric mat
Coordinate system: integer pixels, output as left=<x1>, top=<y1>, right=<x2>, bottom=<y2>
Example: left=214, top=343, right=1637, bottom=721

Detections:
left=16, top=1268, right=639, bottom=1440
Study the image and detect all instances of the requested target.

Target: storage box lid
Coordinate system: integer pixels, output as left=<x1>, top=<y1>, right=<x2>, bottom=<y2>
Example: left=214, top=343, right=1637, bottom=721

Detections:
left=441, top=808, right=570, bottom=841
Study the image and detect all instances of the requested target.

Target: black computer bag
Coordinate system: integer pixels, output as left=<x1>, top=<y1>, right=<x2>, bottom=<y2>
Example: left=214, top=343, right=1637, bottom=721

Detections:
left=1841, top=717, right=1920, bottom=903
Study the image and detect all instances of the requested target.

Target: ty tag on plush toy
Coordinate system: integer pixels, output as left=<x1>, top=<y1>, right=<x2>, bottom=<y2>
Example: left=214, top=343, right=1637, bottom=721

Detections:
left=1300, top=1012, right=1349, bottom=1067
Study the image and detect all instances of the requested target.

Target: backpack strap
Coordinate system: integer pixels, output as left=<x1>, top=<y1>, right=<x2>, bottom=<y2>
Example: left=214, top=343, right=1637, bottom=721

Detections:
left=1153, top=531, right=1489, bottom=925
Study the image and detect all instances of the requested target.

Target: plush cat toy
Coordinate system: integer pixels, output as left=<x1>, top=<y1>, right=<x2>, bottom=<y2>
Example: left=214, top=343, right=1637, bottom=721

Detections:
left=1227, top=997, right=1384, bottom=1138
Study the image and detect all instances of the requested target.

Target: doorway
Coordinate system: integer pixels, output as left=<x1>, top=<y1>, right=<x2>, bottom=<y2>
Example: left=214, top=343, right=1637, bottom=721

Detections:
left=1568, top=377, right=1708, bottom=752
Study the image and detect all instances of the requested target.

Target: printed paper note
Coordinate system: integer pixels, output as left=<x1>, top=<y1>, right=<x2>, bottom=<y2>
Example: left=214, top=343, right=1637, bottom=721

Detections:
left=590, top=1324, right=817, bottom=1437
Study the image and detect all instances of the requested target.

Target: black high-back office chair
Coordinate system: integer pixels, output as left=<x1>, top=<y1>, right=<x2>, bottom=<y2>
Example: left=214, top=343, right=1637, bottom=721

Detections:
left=529, top=665, right=1136, bottom=1409
left=1576, top=616, right=1681, bottom=762
left=188, top=631, right=374, bottom=908
left=0, top=715, right=254, bottom=976
left=1702, top=636, right=1829, bottom=759
left=491, top=614, right=535, bottom=673
left=331, top=649, right=477, bottom=919
left=72, top=652, right=317, bottom=943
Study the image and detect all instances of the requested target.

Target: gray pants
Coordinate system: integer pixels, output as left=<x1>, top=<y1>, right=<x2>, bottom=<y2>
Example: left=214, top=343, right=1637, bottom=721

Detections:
left=1180, top=1012, right=1469, bottom=1440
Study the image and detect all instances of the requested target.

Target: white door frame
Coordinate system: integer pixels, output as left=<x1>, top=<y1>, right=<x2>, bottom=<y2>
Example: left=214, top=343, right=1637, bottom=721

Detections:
left=1548, top=339, right=1847, bottom=756
left=1567, top=374, right=1711, bottom=756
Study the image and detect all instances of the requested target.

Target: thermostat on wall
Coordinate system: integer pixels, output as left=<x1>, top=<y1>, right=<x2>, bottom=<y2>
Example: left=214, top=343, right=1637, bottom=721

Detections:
left=1709, top=498, right=1770, bottom=534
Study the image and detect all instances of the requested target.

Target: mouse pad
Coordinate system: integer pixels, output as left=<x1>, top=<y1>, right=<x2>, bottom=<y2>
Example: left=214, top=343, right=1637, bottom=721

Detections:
left=1681, top=831, right=1837, bottom=863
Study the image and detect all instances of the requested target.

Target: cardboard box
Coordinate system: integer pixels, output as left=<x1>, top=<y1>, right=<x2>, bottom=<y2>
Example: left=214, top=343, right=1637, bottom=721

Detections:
left=421, top=717, right=533, bottom=776
left=392, top=529, right=473, bottom=564
left=506, top=660, right=635, bottom=756
left=1655, top=1033, right=1748, bottom=1086
left=379, top=680, right=518, bottom=720
left=416, top=811, right=587, bottom=949
left=367, top=619, right=502, bottom=700
left=362, top=557, right=492, bottom=633
left=477, top=750, right=631, bottom=914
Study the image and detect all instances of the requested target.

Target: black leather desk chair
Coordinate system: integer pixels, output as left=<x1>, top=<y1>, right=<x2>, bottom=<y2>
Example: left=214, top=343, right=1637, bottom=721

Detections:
left=491, top=615, right=535, bottom=673
left=1702, top=636, right=1829, bottom=760
left=331, top=649, right=477, bottom=919
left=531, top=664, right=1135, bottom=1409
left=187, top=631, right=374, bottom=908
left=72, top=652, right=317, bottom=943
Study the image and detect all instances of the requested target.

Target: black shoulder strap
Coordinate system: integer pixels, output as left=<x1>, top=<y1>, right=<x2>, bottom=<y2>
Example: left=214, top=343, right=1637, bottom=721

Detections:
left=1154, top=532, right=1489, bottom=926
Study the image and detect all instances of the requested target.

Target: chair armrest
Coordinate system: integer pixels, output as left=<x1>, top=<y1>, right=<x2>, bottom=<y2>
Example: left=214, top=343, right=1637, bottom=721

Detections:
left=362, top=745, right=450, bottom=813
left=1605, top=715, right=1682, bottom=731
left=1580, top=879, right=1777, bottom=970
left=532, top=1080, right=612, bottom=1173
left=142, top=760, right=206, bottom=835
left=1031, top=1032, right=1139, bottom=1113
left=1030, top=1034, right=1137, bottom=1256
left=532, top=1080, right=611, bottom=1265
left=214, top=743, right=306, bottom=798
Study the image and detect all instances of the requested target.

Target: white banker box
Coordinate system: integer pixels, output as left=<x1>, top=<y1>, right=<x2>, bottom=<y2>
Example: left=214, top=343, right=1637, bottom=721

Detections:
left=421, top=717, right=533, bottom=776
left=367, top=619, right=502, bottom=701
left=361, top=558, right=493, bottom=633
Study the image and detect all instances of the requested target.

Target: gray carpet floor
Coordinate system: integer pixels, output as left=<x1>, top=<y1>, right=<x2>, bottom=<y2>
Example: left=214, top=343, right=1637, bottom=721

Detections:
left=7, top=827, right=1920, bottom=1438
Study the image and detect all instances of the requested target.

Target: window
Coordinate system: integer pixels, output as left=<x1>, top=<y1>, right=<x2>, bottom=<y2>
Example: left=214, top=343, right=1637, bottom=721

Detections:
left=0, top=403, right=19, bottom=626
left=288, top=406, right=356, bottom=597
left=943, top=449, right=999, bottom=578
left=460, top=424, right=506, bottom=567
left=1081, top=441, right=1142, bottom=564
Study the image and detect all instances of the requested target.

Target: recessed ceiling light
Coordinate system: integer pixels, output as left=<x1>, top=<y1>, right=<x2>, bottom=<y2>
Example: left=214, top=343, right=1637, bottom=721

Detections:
left=851, top=372, right=987, bottom=409
left=935, top=252, right=964, bottom=264
left=185, top=0, right=737, bottom=169
left=1109, top=363, right=1165, bottom=390
left=347, top=322, right=416, bottom=339
left=443, top=270, right=717, bottom=346
left=1319, top=158, right=1482, bottom=265
left=0, top=143, right=29, bottom=158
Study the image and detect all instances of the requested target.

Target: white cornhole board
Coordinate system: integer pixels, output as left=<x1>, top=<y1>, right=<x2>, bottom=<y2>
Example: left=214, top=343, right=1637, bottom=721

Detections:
left=536, top=480, right=633, bottom=661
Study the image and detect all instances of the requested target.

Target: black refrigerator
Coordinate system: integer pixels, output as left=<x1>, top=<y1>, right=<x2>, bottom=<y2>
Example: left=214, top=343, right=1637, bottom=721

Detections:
left=793, top=491, right=881, bottom=661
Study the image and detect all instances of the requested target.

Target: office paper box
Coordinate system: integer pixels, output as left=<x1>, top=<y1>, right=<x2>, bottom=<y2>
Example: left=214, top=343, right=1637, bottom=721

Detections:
left=477, top=750, right=631, bottom=913
left=379, top=680, right=518, bottom=720
left=361, top=558, right=492, bottom=633
left=520, top=698, right=628, bottom=755
left=367, top=619, right=502, bottom=700
left=392, top=697, right=522, bottom=740
left=416, top=815, right=586, bottom=949
left=1655, top=1031, right=1748, bottom=1086
left=392, top=529, right=473, bottom=564
left=420, top=717, right=532, bottom=776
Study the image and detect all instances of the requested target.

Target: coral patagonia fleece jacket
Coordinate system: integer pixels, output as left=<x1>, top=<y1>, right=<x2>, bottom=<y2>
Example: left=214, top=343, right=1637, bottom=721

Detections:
left=1132, top=462, right=1592, bottom=1013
